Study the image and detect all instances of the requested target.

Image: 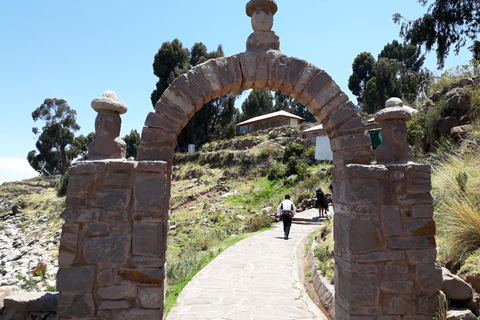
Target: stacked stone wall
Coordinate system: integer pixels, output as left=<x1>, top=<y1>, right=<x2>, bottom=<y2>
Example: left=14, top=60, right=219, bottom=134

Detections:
left=57, top=160, right=170, bottom=319
left=333, top=164, right=442, bottom=319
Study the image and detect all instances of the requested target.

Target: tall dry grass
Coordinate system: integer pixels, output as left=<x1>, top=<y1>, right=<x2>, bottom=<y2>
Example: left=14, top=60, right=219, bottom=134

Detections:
left=431, top=140, right=480, bottom=265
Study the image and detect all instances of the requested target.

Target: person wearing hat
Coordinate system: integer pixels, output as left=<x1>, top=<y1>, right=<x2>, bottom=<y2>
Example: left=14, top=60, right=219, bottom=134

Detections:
left=277, top=194, right=296, bottom=239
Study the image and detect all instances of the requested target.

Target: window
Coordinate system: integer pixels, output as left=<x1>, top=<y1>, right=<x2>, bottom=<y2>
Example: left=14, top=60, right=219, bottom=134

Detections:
left=302, top=134, right=306, bottom=139
left=240, top=126, right=248, bottom=134
left=282, top=119, right=290, bottom=126
left=313, top=132, right=318, bottom=137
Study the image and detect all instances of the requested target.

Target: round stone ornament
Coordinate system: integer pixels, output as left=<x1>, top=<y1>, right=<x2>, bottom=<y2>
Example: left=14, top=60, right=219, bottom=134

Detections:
left=246, top=0, right=278, bottom=17
left=91, top=90, right=128, bottom=114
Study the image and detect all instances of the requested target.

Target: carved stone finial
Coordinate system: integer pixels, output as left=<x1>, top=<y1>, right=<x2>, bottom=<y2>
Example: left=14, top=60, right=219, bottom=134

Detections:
left=374, top=106, right=414, bottom=163
left=246, top=0, right=280, bottom=52
left=88, top=91, right=127, bottom=160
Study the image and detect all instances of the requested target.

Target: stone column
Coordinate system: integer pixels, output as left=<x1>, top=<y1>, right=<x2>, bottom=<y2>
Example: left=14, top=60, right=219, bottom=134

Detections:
left=333, top=106, right=442, bottom=319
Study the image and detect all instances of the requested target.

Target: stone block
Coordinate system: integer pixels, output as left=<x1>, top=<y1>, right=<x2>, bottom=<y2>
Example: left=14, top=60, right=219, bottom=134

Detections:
left=330, top=132, right=372, bottom=152
left=302, top=70, right=332, bottom=103
left=336, top=266, right=380, bottom=305
left=116, top=268, right=164, bottom=286
left=140, top=127, right=177, bottom=147
left=91, top=187, right=131, bottom=209
left=97, top=285, right=137, bottom=300
left=67, top=175, right=94, bottom=194
left=311, top=92, right=349, bottom=122
left=338, top=178, right=385, bottom=206
left=332, top=147, right=372, bottom=166
left=404, top=219, right=436, bottom=236
left=351, top=250, right=406, bottom=263
left=107, top=161, right=137, bottom=172
left=84, top=222, right=111, bottom=236
left=338, top=164, right=388, bottom=180
left=186, top=68, right=214, bottom=103
left=417, top=264, right=443, bottom=293
left=57, top=265, right=95, bottom=292
left=381, top=281, right=414, bottom=294
left=169, top=73, right=204, bottom=108
left=406, top=249, right=437, bottom=264
left=239, top=51, right=258, bottom=90
left=136, top=143, right=175, bottom=163
left=69, top=161, right=107, bottom=175
left=329, top=115, right=364, bottom=138
left=134, top=173, right=169, bottom=212
left=158, top=86, right=195, bottom=117
left=381, top=205, right=404, bottom=236
left=97, top=266, right=114, bottom=287
left=385, top=263, right=408, bottom=281
left=133, top=223, right=166, bottom=257
left=335, top=294, right=382, bottom=315
left=346, top=216, right=384, bottom=253
left=96, top=172, right=132, bottom=187
left=289, top=63, right=323, bottom=99
left=133, top=211, right=166, bottom=223
left=333, top=203, right=379, bottom=216
left=411, top=204, right=434, bottom=218
left=83, top=233, right=131, bottom=265
left=382, top=294, right=411, bottom=314
left=308, top=81, right=341, bottom=110
left=283, top=57, right=308, bottom=93
left=155, top=101, right=190, bottom=129
left=138, top=287, right=163, bottom=309
left=57, top=293, right=95, bottom=318
left=335, top=256, right=378, bottom=273
left=198, top=59, right=224, bottom=96
left=390, top=170, right=405, bottom=181
left=99, top=209, right=130, bottom=222
left=131, top=256, right=165, bottom=268
left=326, top=101, right=359, bottom=130
left=144, top=112, right=182, bottom=134
left=390, top=236, right=435, bottom=249
left=414, top=294, right=440, bottom=315
left=62, top=209, right=100, bottom=223
left=136, top=161, right=168, bottom=173
left=112, top=308, right=162, bottom=320
left=98, top=300, right=131, bottom=310
left=66, top=193, right=86, bottom=210
left=58, top=223, right=79, bottom=265
left=3, top=292, right=58, bottom=313
left=214, top=55, right=243, bottom=93
left=252, top=52, right=270, bottom=89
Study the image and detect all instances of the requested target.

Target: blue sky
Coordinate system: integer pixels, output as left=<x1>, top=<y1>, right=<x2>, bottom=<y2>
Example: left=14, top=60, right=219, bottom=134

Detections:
left=0, top=0, right=474, bottom=184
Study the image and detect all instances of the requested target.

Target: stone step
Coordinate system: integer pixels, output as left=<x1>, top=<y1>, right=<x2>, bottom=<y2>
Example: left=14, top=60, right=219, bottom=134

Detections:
left=2, top=292, right=58, bottom=319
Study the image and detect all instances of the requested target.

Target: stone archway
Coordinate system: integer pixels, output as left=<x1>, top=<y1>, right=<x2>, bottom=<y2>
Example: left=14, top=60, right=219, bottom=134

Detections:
left=56, top=1, right=441, bottom=319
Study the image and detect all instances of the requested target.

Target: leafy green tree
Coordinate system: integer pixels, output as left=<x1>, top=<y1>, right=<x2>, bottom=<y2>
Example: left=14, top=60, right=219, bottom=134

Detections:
left=69, top=132, right=95, bottom=161
left=151, top=39, right=238, bottom=149
left=349, top=41, right=430, bottom=113
left=394, top=0, right=480, bottom=68
left=151, top=39, right=190, bottom=106
left=348, top=52, right=376, bottom=109
left=123, top=129, right=141, bottom=159
left=28, top=98, right=81, bottom=175
left=241, top=90, right=274, bottom=120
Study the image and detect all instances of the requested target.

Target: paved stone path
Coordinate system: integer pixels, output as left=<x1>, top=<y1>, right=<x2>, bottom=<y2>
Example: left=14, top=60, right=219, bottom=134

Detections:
left=167, top=208, right=329, bottom=320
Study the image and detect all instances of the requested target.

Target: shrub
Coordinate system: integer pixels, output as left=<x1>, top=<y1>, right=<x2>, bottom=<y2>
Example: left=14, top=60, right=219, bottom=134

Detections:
left=283, top=142, right=306, bottom=163
left=56, top=172, right=69, bottom=197
left=267, top=163, right=286, bottom=181
left=286, top=156, right=299, bottom=176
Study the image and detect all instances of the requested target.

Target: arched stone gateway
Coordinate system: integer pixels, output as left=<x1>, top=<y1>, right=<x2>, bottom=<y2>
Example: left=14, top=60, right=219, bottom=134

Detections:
left=57, top=1, right=441, bottom=319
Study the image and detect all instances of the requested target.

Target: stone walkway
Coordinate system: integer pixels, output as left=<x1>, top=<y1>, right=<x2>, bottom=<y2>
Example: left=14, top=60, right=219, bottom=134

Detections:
left=167, top=208, right=329, bottom=320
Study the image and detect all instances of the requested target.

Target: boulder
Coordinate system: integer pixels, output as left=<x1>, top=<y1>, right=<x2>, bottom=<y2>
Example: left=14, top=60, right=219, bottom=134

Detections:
left=447, top=308, right=477, bottom=320
left=443, top=267, right=473, bottom=300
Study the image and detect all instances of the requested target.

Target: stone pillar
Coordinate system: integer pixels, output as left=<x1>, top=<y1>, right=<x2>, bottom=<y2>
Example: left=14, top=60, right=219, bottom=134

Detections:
left=56, top=160, right=170, bottom=319
left=333, top=106, right=442, bottom=319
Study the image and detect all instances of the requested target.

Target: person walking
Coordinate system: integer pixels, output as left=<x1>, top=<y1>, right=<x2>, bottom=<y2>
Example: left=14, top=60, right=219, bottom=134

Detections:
left=277, top=194, right=296, bottom=239
left=316, top=188, right=328, bottom=218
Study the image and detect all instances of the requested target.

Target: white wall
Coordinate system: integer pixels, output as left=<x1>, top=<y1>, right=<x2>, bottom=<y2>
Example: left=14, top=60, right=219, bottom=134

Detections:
left=315, top=136, right=333, bottom=161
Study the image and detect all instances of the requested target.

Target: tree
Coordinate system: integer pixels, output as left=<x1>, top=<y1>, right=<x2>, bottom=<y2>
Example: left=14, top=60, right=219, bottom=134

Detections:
left=151, top=40, right=238, bottom=149
left=348, top=52, right=376, bottom=110
left=28, top=98, right=81, bottom=175
left=69, top=132, right=95, bottom=161
left=241, top=89, right=274, bottom=120
left=123, top=129, right=141, bottom=159
left=274, top=91, right=316, bottom=122
left=394, top=0, right=480, bottom=68
left=349, top=41, right=431, bottom=114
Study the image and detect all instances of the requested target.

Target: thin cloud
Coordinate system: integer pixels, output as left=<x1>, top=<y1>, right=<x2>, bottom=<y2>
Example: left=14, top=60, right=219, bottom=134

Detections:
left=0, top=158, right=38, bottom=185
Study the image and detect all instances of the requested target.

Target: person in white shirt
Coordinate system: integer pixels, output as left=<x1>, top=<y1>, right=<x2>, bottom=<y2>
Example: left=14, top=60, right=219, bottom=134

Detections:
left=277, top=194, right=296, bottom=239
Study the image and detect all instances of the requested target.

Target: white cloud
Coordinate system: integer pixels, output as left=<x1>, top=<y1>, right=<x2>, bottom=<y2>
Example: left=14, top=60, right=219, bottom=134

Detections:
left=0, top=158, right=38, bottom=185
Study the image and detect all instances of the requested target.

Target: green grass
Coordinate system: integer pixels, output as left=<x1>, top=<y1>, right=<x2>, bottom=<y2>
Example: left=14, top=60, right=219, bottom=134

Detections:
left=165, top=229, right=269, bottom=315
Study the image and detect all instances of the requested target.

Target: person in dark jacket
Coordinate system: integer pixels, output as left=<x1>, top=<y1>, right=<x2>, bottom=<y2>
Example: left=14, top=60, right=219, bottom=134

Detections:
left=277, top=194, right=296, bottom=239
left=316, top=188, right=328, bottom=218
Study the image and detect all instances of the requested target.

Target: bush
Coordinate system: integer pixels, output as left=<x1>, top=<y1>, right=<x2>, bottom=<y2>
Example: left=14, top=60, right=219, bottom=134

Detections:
left=267, top=163, right=286, bottom=181
left=56, top=172, right=69, bottom=197
left=283, top=142, right=306, bottom=163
